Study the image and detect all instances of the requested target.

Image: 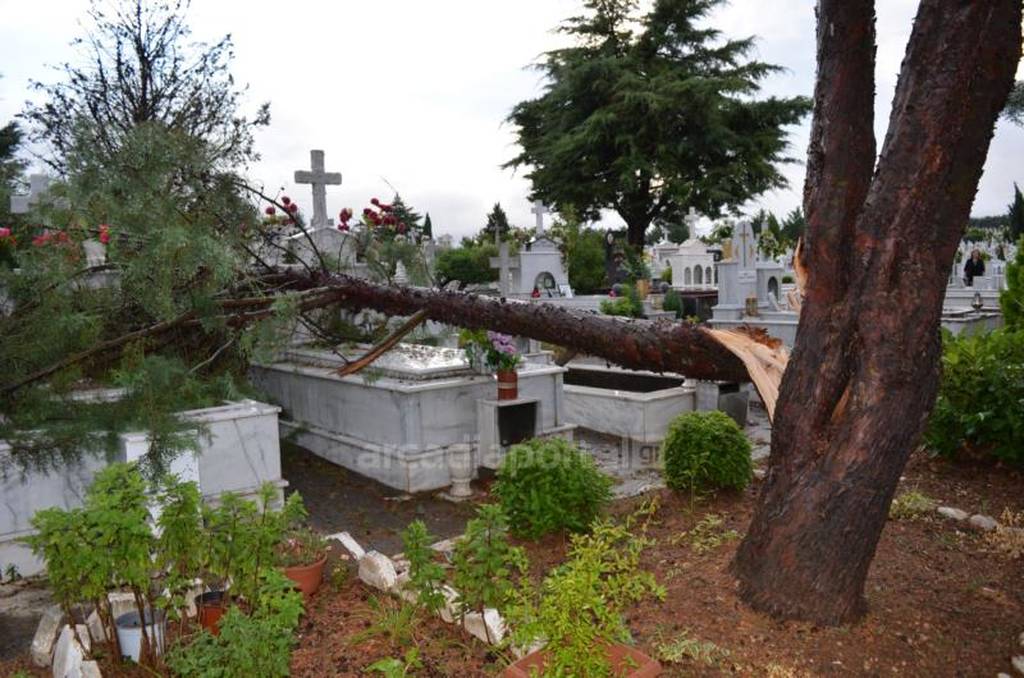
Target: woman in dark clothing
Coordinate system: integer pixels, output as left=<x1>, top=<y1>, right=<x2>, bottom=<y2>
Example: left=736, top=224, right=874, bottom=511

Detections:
left=964, top=249, right=985, bottom=286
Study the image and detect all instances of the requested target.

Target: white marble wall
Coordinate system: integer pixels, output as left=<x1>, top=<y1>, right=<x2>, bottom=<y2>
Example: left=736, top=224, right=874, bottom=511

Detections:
left=0, top=400, right=284, bottom=576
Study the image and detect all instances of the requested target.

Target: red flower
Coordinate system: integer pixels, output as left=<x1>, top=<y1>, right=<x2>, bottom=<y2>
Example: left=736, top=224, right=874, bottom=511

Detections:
left=287, top=203, right=299, bottom=213
left=397, top=223, right=407, bottom=234
left=363, top=208, right=373, bottom=216
left=371, top=198, right=380, bottom=207
left=98, top=224, right=111, bottom=244
left=380, top=204, right=392, bottom=213
left=338, top=223, right=349, bottom=232
left=33, top=233, right=51, bottom=247
left=265, top=206, right=277, bottom=216
left=281, top=196, right=292, bottom=206
left=339, top=208, right=353, bottom=224
left=0, top=227, right=11, bottom=238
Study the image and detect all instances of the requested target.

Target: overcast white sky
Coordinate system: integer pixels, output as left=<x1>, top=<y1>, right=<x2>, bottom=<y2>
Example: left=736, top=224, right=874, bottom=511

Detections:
left=1, top=0, right=1021, bottom=239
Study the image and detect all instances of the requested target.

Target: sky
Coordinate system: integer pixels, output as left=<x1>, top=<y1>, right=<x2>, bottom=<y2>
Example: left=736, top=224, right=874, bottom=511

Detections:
left=0, top=0, right=1022, bottom=240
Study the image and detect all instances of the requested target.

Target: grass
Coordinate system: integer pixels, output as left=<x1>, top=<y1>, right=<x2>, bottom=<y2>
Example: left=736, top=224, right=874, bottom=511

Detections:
left=986, top=509, right=1024, bottom=559
left=655, top=629, right=730, bottom=666
left=889, top=490, right=936, bottom=521
left=350, top=596, right=419, bottom=649
left=671, top=513, right=740, bottom=554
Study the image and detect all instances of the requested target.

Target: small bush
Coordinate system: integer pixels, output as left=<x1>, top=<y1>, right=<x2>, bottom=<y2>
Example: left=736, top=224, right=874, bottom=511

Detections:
left=925, top=328, right=1024, bottom=465
left=986, top=509, right=1024, bottom=559
left=661, top=411, right=752, bottom=495
left=494, top=438, right=614, bottom=539
left=599, top=284, right=644, bottom=317
left=663, top=289, right=683, bottom=318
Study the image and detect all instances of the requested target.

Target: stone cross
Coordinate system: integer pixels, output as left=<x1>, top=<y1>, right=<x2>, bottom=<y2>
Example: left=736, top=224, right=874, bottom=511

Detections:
left=10, top=174, right=52, bottom=214
left=684, top=207, right=700, bottom=236
left=531, top=200, right=549, bottom=234
left=294, top=150, right=342, bottom=228
left=735, top=220, right=756, bottom=268
left=489, top=241, right=519, bottom=297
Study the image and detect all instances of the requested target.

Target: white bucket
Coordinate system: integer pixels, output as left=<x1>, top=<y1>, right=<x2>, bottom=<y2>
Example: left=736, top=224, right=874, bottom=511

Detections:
left=115, top=609, right=166, bottom=662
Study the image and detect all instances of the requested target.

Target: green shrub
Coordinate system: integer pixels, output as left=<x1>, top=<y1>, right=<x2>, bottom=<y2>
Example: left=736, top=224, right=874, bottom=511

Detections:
left=663, top=289, right=683, bottom=318
left=889, top=490, right=936, bottom=521
left=494, top=438, right=614, bottom=539
left=508, top=504, right=665, bottom=678
left=599, top=284, right=644, bottom=318
left=1000, top=237, right=1024, bottom=329
left=661, top=411, right=752, bottom=495
left=165, top=569, right=304, bottom=678
left=782, top=274, right=794, bottom=284
left=451, top=504, right=527, bottom=642
left=925, top=328, right=1024, bottom=465
left=400, top=520, right=446, bottom=613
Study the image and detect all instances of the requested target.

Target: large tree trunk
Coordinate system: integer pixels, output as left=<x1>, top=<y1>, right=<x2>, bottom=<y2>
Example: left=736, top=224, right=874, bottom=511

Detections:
left=732, top=0, right=1022, bottom=625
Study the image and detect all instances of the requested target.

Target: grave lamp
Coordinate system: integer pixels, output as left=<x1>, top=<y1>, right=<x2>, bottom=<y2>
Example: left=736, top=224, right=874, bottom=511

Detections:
left=971, top=292, right=983, bottom=312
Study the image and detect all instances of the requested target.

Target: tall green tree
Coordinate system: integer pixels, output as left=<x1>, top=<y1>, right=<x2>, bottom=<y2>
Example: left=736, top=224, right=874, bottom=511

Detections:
left=1004, top=81, right=1023, bottom=125
left=422, top=212, right=433, bottom=239
left=480, top=202, right=512, bottom=244
left=21, top=0, right=269, bottom=171
left=389, top=193, right=422, bottom=232
left=1008, top=182, right=1024, bottom=240
left=0, top=120, right=26, bottom=223
left=505, top=0, right=810, bottom=248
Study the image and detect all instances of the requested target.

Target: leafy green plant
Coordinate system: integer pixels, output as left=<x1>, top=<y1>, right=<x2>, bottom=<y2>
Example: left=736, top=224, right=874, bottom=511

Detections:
left=203, top=484, right=306, bottom=603
left=600, top=284, right=644, bottom=317
left=351, top=596, right=419, bottom=648
left=925, top=328, right=1024, bottom=465
left=494, top=437, right=613, bottom=539
left=401, top=520, right=447, bottom=613
left=655, top=629, right=730, bottom=667
left=165, top=569, right=304, bottom=678
left=663, top=288, right=683, bottom=318
left=889, top=490, right=936, bottom=521
left=273, top=526, right=328, bottom=568
left=508, top=505, right=665, bottom=678
left=1000, top=237, right=1024, bottom=329
left=672, top=513, right=740, bottom=554
left=661, top=411, right=752, bottom=498
left=451, top=504, right=527, bottom=642
left=366, top=648, right=423, bottom=677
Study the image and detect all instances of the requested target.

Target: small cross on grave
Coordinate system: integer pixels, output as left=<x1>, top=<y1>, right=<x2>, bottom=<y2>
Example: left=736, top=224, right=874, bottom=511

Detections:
left=684, top=206, right=700, bottom=235
left=489, top=241, right=519, bottom=297
left=294, top=150, right=342, bottom=228
left=10, top=174, right=52, bottom=214
left=735, top=220, right=756, bottom=269
left=531, top=200, right=549, bottom=234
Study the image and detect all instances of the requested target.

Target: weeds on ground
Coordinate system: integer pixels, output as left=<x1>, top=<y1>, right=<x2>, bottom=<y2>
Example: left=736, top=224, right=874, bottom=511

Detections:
left=350, top=596, right=418, bottom=649
left=366, top=648, right=423, bottom=677
left=986, top=509, right=1024, bottom=559
left=655, top=629, right=731, bottom=667
left=671, top=513, right=740, bottom=554
left=889, top=490, right=936, bottom=520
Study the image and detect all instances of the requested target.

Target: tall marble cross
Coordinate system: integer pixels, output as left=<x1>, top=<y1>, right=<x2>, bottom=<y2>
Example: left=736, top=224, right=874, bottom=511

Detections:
left=294, top=150, right=342, bottom=228
left=10, top=174, right=52, bottom=214
left=735, top=220, right=756, bottom=268
left=684, top=206, right=700, bottom=236
left=489, top=241, right=519, bottom=297
left=531, top=200, right=549, bottom=234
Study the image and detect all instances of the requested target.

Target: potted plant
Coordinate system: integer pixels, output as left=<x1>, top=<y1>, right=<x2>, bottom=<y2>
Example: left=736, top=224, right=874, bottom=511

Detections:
left=197, top=485, right=306, bottom=634
left=485, top=331, right=522, bottom=400
left=506, top=509, right=665, bottom=678
left=275, top=526, right=329, bottom=599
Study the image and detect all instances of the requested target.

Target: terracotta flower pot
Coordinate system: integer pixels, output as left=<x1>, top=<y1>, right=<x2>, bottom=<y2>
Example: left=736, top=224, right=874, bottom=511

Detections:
left=496, top=369, right=518, bottom=401
left=195, top=591, right=227, bottom=636
left=504, top=643, right=661, bottom=678
left=283, top=555, right=327, bottom=599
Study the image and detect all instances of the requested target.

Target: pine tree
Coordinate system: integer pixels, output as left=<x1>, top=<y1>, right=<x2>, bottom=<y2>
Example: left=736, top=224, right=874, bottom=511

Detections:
left=422, top=213, right=433, bottom=239
left=482, top=203, right=511, bottom=244
left=1008, top=182, right=1024, bottom=240
left=505, top=0, right=810, bottom=247
left=389, top=193, right=422, bottom=233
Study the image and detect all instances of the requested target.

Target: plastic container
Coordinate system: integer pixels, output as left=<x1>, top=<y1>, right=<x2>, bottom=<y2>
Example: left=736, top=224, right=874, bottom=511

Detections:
left=115, top=608, right=166, bottom=662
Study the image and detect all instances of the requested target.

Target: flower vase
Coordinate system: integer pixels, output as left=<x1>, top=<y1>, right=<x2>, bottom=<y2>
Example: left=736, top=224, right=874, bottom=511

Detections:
left=496, top=369, right=518, bottom=401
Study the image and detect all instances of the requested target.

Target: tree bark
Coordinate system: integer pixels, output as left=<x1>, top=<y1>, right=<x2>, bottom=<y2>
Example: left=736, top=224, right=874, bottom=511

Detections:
left=303, top=271, right=751, bottom=383
left=732, top=0, right=1022, bottom=625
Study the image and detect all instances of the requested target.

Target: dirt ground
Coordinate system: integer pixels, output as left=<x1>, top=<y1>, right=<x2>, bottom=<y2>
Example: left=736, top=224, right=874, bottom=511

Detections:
left=3, top=450, right=1021, bottom=676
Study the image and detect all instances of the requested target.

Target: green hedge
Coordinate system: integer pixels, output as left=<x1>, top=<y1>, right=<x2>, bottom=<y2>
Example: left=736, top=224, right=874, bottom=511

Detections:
left=925, top=329, right=1024, bottom=465
left=661, top=411, right=752, bottom=494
